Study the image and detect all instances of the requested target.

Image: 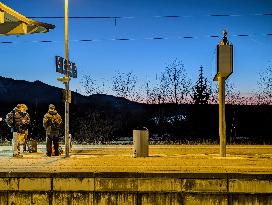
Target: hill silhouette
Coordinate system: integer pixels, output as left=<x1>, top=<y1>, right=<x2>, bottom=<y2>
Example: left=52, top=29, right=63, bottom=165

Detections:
left=0, top=76, right=146, bottom=142
left=0, top=76, right=135, bottom=106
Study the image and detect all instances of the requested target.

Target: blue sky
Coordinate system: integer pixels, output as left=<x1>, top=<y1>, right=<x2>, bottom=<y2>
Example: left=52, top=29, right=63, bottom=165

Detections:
left=0, top=0, right=272, bottom=94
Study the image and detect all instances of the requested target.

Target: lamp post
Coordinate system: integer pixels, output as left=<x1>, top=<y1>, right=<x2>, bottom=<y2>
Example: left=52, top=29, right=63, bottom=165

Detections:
left=64, top=0, right=70, bottom=157
left=57, top=0, right=77, bottom=157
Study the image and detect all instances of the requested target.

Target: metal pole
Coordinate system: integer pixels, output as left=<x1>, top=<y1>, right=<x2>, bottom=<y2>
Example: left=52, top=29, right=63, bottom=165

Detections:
left=64, top=0, right=70, bottom=157
left=218, top=76, right=226, bottom=157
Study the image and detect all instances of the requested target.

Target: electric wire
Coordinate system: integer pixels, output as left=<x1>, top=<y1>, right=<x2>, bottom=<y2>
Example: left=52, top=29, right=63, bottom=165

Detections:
left=7, top=12, right=267, bottom=44
left=1, top=33, right=271, bottom=44
left=27, top=12, right=272, bottom=19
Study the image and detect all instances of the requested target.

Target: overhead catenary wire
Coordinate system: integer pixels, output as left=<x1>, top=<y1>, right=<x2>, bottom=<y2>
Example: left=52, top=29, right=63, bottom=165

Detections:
left=13, top=13, right=269, bottom=45
left=1, top=33, right=271, bottom=44
left=28, top=16, right=135, bottom=19
left=27, top=13, right=272, bottom=33
left=27, top=12, right=272, bottom=19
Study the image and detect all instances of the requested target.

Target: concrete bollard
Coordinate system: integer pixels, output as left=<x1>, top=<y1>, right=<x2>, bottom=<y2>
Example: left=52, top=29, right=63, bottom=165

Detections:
left=133, top=128, right=149, bottom=157
left=12, top=132, right=17, bottom=155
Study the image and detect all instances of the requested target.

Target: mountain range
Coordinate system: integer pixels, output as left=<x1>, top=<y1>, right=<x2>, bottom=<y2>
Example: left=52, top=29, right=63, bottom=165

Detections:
left=0, top=76, right=135, bottom=106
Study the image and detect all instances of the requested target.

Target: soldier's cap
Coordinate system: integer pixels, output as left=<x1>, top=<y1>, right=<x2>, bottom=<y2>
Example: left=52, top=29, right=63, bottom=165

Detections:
left=49, top=104, right=55, bottom=110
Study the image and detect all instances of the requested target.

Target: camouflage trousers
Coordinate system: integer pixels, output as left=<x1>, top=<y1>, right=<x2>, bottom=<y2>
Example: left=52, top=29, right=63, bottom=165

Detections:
left=12, top=132, right=27, bottom=156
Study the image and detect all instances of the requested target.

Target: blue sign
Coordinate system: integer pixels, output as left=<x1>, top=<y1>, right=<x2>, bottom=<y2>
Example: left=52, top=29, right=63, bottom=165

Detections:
left=55, top=56, right=77, bottom=78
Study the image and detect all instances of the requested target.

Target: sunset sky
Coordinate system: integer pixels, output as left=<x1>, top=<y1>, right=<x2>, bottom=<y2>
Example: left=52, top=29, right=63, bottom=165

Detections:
left=0, top=0, right=271, bottom=94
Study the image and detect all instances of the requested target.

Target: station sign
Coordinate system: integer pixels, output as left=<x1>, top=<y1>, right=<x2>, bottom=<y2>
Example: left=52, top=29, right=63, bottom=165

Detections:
left=55, top=56, right=77, bottom=78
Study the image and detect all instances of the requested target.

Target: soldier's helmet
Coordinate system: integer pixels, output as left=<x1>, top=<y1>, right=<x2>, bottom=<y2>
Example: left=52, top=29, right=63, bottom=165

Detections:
left=17, top=104, right=28, bottom=113
left=49, top=104, right=55, bottom=111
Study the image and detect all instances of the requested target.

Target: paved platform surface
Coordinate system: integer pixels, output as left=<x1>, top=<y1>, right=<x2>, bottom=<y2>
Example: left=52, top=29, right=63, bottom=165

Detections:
left=0, top=145, right=272, bottom=174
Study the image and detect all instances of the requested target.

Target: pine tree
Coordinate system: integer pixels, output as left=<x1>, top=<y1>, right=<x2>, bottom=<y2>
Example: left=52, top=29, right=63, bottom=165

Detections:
left=192, top=65, right=211, bottom=104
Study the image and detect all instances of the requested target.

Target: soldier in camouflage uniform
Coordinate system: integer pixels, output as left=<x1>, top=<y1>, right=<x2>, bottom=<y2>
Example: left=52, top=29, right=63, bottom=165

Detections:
left=5, top=104, right=30, bottom=157
left=43, top=104, right=62, bottom=156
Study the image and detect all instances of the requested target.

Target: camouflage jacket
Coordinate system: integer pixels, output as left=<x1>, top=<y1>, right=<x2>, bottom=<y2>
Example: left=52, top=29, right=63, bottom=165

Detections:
left=43, top=110, right=62, bottom=136
left=5, top=108, right=30, bottom=133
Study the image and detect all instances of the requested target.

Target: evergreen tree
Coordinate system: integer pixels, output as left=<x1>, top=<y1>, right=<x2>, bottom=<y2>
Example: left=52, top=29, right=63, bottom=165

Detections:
left=192, top=65, right=211, bottom=104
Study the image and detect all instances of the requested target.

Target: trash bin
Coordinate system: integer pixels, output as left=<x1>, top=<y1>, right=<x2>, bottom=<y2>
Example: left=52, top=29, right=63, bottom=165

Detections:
left=133, top=128, right=149, bottom=157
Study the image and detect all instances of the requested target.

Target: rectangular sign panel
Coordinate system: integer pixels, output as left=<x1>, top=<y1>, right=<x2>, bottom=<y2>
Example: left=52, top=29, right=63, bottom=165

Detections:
left=55, top=56, right=64, bottom=74
left=216, top=45, right=233, bottom=78
left=55, top=56, right=77, bottom=78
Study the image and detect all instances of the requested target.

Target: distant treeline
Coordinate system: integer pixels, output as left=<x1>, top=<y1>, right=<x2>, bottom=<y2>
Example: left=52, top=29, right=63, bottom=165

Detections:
left=1, top=57, right=271, bottom=144
left=0, top=101, right=271, bottom=144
